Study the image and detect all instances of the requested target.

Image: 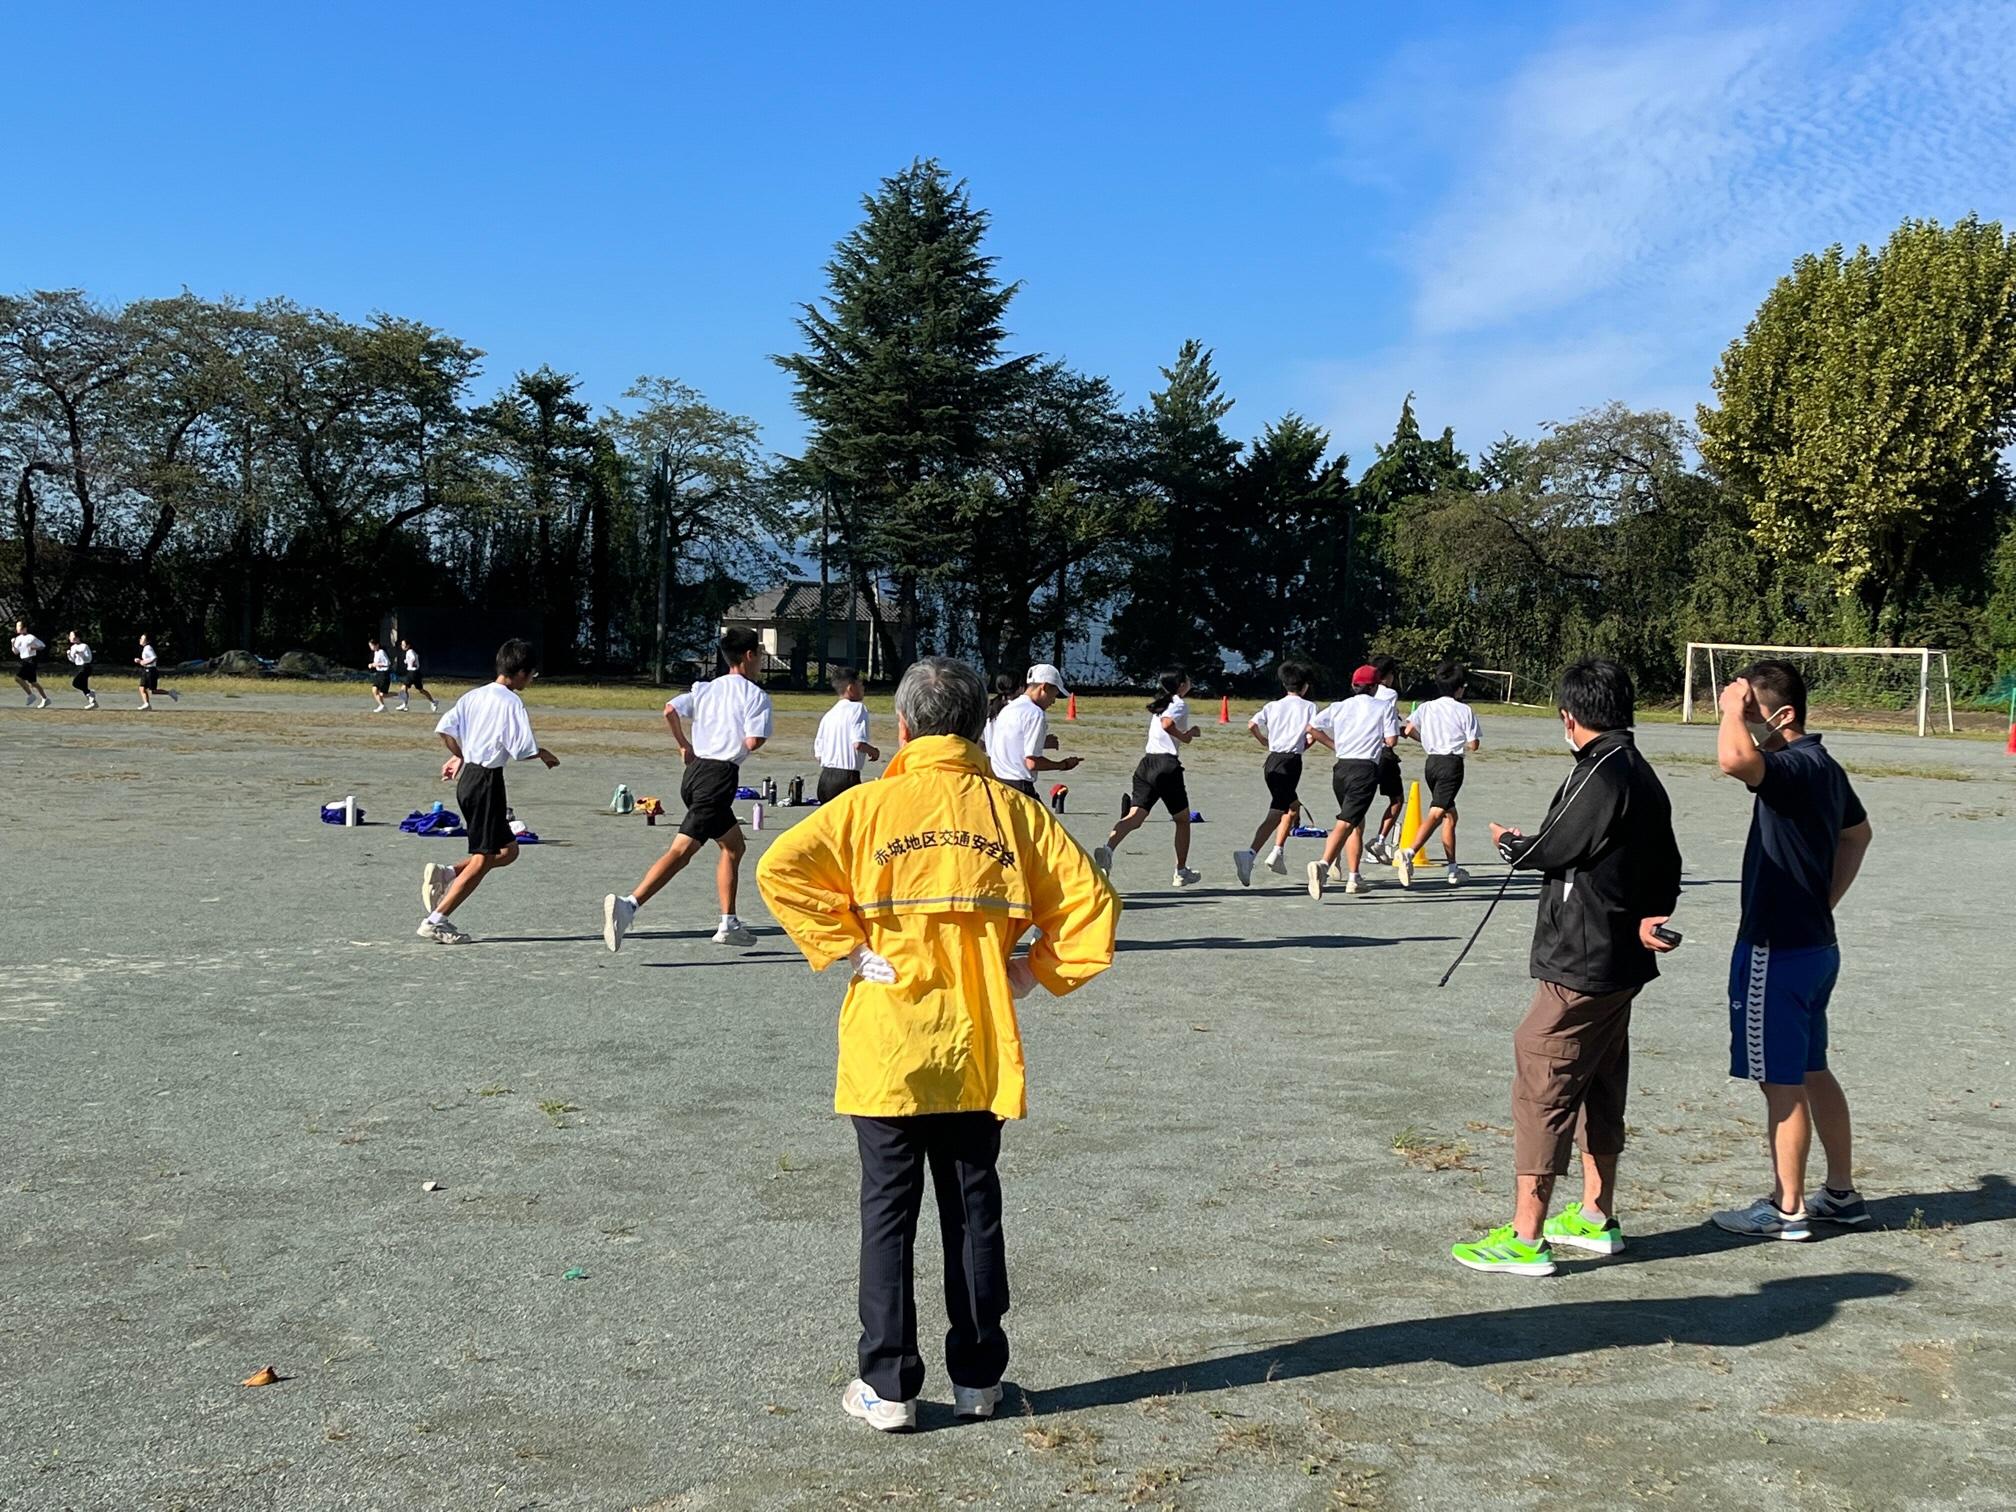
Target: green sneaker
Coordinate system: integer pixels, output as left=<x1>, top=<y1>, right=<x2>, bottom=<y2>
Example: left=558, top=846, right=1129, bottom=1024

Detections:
left=1543, top=1204, right=1626, bottom=1255
left=1450, top=1224, right=1556, bottom=1277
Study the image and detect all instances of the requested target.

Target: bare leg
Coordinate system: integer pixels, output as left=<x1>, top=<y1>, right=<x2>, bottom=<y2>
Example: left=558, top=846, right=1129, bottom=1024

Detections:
left=1761, top=1082, right=1813, bottom=1212
left=1578, top=1151, right=1618, bottom=1222
left=1440, top=809, right=1459, bottom=864
left=1106, top=806, right=1149, bottom=852
left=1274, top=805, right=1298, bottom=848
left=1171, top=812, right=1191, bottom=868
left=1514, top=1172, right=1558, bottom=1242
left=1404, top=805, right=1448, bottom=858
left=1319, top=821, right=1353, bottom=867
left=438, top=844, right=519, bottom=917
left=1344, top=827, right=1364, bottom=874
left=632, top=834, right=706, bottom=905
left=1804, top=1070, right=1854, bottom=1190
left=1376, top=796, right=1404, bottom=845
left=715, top=827, right=746, bottom=916
left=1250, top=808, right=1287, bottom=852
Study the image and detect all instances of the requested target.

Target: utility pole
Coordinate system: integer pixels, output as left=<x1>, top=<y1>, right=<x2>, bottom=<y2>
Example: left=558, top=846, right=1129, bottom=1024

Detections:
left=651, top=447, right=671, bottom=686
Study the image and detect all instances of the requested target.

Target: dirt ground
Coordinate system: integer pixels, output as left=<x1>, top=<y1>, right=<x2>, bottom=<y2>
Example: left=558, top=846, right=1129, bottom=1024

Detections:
left=2, top=682, right=2012, bottom=1511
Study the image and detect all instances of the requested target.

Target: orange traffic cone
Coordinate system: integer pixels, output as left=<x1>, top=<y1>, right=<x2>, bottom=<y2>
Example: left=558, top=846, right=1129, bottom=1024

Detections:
left=1218, top=693, right=1230, bottom=724
left=2006, top=719, right=2015, bottom=756
left=1066, top=692, right=1077, bottom=722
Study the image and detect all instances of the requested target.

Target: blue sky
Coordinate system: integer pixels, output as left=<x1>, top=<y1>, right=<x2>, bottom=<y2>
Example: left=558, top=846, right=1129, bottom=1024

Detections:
left=6, top=1, right=2014, bottom=470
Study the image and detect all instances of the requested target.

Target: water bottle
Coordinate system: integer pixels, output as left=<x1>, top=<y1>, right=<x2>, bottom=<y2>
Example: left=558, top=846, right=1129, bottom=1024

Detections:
left=342, top=795, right=358, bottom=827
left=751, top=801, right=765, bottom=831
left=787, top=775, right=804, bottom=807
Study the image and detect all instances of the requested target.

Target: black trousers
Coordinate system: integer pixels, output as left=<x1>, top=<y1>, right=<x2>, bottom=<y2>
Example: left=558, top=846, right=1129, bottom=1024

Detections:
left=817, top=766, right=862, bottom=804
left=853, top=1111, right=1010, bottom=1402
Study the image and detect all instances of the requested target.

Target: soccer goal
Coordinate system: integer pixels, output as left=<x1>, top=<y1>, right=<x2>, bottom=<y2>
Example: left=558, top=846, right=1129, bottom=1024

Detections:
left=1681, top=642, right=1955, bottom=736
left=1468, top=668, right=1516, bottom=702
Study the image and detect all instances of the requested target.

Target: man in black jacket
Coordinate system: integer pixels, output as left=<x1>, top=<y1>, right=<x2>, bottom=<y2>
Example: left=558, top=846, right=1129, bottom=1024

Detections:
left=1450, top=658, right=1682, bottom=1278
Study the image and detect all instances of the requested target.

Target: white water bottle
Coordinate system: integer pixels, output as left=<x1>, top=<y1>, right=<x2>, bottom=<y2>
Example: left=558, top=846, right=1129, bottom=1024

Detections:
left=342, top=795, right=358, bottom=827
left=751, top=801, right=765, bottom=831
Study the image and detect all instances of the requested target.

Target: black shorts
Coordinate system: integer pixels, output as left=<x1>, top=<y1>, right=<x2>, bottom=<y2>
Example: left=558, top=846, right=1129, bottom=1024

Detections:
left=817, top=766, right=862, bottom=804
left=1129, top=753, right=1189, bottom=817
left=1262, top=751, right=1303, bottom=811
left=1331, top=759, right=1381, bottom=828
left=1424, top=753, right=1466, bottom=810
left=1377, top=749, right=1404, bottom=802
left=139, top=667, right=159, bottom=691
left=373, top=671, right=392, bottom=695
left=1002, top=777, right=1038, bottom=800
left=17, top=658, right=38, bottom=683
left=402, top=671, right=424, bottom=689
left=457, top=763, right=515, bottom=855
left=679, top=756, right=742, bottom=842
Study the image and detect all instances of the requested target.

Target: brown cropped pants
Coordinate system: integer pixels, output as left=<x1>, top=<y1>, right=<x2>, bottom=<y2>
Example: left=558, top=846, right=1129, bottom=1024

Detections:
left=1512, top=980, right=1639, bottom=1176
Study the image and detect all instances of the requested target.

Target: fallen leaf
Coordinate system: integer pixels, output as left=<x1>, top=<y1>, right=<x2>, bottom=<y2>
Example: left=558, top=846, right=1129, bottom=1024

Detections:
left=421, top=1181, right=442, bottom=1193
left=242, top=1365, right=280, bottom=1387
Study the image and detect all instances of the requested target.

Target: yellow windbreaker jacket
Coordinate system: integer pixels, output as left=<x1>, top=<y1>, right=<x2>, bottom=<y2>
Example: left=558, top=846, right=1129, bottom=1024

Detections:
left=755, top=734, right=1120, bottom=1119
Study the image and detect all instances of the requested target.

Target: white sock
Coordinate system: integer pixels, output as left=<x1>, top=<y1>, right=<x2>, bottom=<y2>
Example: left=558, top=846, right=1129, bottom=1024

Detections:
left=720, top=913, right=737, bottom=927
left=1265, top=845, right=1282, bottom=860
left=1349, top=871, right=1363, bottom=883
left=622, top=894, right=640, bottom=909
left=426, top=911, right=447, bottom=926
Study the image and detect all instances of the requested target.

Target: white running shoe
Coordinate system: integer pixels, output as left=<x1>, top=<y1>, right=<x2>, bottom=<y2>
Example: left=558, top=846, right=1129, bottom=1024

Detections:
left=953, top=1382, right=1004, bottom=1419
left=395, top=703, right=409, bottom=713
left=1265, top=849, right=1287, bottom=875
left=841, top=1378, right=916, bottom=1432
left=415, top=918, right=472, bottom=945
left=1365, top=836, right=1392, bottom=864
left=421, top=862, right=457, bottom=912
left=1393, top=848, right=1414, bottom=889
left=1306, top=861, right=1326, bottom=901
left=1446, top=865, right=1469, bottom=886
left=1233, top=849, right=1255, bottom=887
left=1344, top=874, right=1367, bottom=895
left=369, top=706, right=384, bottom=714
left=1173, top=866, right=1201, bottom=888
left=1327, top=860, right=1343, bottom=883
left=85, top=697, right=98, bottom=710
left=36, top=695, right=51, bottom=708
left=1711, top=1197, right=1811, bottom=1241
left=1092, top=845, right=1113, bottom=873
left=429, top=701, right=440, bottom=713
left=603, top=894, right=635, bottom=953
left=712, top=918, right=757, bottom=947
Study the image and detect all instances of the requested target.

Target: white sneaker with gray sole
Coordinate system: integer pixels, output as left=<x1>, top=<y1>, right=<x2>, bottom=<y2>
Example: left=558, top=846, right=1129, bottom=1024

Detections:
left=841, top=1378, right=915, bottom=1432
left=712, top=918, right=757, bottom=947
left=415, top=918, right=472, bottom=945
left=421, top=862, right=457, bottom=913
left=603, top=894, right=635, bottom=953
left=953, top=1382, right=1004, bottom=1419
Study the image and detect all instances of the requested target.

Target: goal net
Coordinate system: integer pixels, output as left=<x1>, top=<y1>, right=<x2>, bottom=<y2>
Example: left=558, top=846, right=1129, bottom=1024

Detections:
left=1467, top=668, right=1516, bottom=703
left=1681, top=642, right=1955, bottom=736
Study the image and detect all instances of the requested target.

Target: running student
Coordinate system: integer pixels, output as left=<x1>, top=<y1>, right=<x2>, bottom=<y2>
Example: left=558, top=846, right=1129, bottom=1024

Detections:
left=814, top=666, right=880, bottom=802
left=1234, top=661, right=1318, bottom=886
left=397, top=638, right=439, bottom=713
left=1710, top=661, right=1874, bottom=1242
left=1449, top=658, right=1680, bottom=1277
left=367, top=638, right=392, bottom=713
left=602, top=627, right=773, bottom=952
left=984, top=664, right=1079, bottom=799
left=1094, top=671, right=1199, bottom=887
left=66, top=631, right=96, bottom=710
left=1304, top=664, right=1399, bottom=899
left=417, top=638, right=561, bottom=945
left=1395, top=661, right=1483, bottom=886
left=1365, top=655, right=1407, bottom=864
left=12, top=621, right=49, bottom=708
left=134, top=633, right=178, bottom=710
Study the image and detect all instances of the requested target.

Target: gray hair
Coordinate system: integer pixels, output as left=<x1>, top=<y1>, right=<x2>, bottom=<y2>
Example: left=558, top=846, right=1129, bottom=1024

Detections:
left=895, top=656, right=987, bottom=742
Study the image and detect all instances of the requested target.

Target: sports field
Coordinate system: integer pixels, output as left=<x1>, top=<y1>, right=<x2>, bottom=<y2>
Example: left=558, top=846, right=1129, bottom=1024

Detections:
left=4, top=685, right=2012, bottom=1511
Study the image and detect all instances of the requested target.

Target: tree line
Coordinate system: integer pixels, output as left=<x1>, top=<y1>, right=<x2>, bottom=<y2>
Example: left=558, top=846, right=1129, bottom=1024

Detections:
left=6, top=160, right=2015, bottom=696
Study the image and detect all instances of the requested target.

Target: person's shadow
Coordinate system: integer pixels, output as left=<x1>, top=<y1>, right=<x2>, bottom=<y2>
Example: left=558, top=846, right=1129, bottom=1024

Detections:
left=1019, top=1270, right=1909, bottom=1417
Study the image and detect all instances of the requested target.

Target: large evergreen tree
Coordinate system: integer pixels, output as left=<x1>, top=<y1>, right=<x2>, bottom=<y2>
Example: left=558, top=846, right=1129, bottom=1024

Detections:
left=1354, top=394, right=1480, bottom=660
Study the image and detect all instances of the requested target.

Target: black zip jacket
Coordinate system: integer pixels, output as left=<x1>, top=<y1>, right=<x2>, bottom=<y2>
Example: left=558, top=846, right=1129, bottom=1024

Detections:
left=1497, top=729, right=1682, bottom=995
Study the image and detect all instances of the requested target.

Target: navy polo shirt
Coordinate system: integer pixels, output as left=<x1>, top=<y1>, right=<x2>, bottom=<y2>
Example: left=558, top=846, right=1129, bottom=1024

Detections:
left=1738, top=733, right=1867, bottom=949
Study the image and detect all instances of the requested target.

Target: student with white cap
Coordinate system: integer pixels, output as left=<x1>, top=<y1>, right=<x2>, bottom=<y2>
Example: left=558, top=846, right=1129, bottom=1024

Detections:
left=984, top=663, right=1080, bottom=799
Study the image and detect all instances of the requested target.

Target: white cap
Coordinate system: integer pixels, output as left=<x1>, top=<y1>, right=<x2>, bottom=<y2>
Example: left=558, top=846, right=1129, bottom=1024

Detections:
left=1025, top=663, right=1069, bottom=696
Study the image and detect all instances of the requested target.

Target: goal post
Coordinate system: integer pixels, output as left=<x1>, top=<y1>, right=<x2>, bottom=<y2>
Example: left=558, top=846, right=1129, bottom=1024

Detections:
left=1681, top=642, right=1955, bottom=736
left=1468, top=668, right=1515, bottom=703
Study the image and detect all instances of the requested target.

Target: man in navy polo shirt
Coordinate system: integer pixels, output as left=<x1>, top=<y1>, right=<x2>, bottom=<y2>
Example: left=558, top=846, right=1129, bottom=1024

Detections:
left=1710, top=660, right=1875, bottom=1241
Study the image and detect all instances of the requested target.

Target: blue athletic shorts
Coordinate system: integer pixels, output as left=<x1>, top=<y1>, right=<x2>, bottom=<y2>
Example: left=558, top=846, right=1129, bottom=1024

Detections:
left=1729, top=941, right=1839, bottom=1083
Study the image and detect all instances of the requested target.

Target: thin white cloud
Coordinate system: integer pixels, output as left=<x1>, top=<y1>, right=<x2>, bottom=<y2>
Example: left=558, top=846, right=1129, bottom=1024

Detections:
left=1315, top=0, right=2016, bottom=463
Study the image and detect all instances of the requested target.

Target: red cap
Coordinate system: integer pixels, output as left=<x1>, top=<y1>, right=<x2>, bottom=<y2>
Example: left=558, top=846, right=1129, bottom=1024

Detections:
left=1351, top=663, right=1380, bottom=686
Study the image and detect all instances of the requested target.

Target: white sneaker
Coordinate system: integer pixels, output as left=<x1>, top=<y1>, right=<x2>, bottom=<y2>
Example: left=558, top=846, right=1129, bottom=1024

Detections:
left=1092, top=845, right=1113, bottom=873
left=369, top=706, right=384, bottom=714
left=712, top=918, right=757, bottom=947
left=415, top=918, right=472, bottom=945
left=1265, top=849, right=1286, bottom=875
left=1233, top=849, right=1255, bottom=887
left=137, top=703, right=150, bottom=711
left=421, top=862, right=457, bottom=912
left=603, top=894, right=635, bottom=953
left=1173, top=866, right=1201, bottom=888
left=395, top=703, right=409, bottom=713
left=841, top=1378, right=915, bottom=1432
left=1365, top=836, right=1392, bottom=864
left=429, top=701, right=440, bottom=713
left=1711, top=1197, right=1811, bottom=1241
left=1306, top=861, right=1326, bottom=901
left=84, top=697, right=98, bottom=710
left=1326, top=860, right=1343, bottom=883
left=1393, top=849, right=1414, bottom=889
left=953, top=1382, right=1004, bottom=1419
left=1344, top=874, right=1367, bottom=895
left=1447, top=865, right=1469, bottom=886
left=36, top=695, right=51, bottom=708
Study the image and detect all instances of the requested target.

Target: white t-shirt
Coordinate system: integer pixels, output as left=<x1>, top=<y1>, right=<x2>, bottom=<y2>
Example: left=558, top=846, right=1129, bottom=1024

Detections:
left=437, top=681, right=539, bottom=769
left=404, top=648, right=421, bottom=672
left=669, top=674, right=773, bottom=765
left=370, top=649, right=391, bottom=672
left=1411, top=696, right=1482, bottom=756
left=1314, top=693, right=1399, bottom=761
left=1374, top=684, right=1399, bottom=709
left=139, top=644, right=158, bottom=668
left=12, top=633, right=44, bottom=659
left=1248, top=694, right=1317, bottom=755
left=1145, top=695, right=1190, bottom=756
left=815, top=698, right=871, bottom=771
left=986, top=694, right=1048, bottom=783
left=67, top=642, right=91, bottom=666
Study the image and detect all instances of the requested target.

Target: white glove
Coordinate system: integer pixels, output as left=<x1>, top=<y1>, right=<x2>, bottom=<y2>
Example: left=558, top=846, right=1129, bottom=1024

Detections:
left=844, top=943, right=897, bottom=985
left=1006, top=957, right=1038, bottom=1000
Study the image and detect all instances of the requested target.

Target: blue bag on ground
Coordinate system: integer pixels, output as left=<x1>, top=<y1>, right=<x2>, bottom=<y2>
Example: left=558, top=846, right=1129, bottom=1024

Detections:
left=399, top=809, right=465, bottom=836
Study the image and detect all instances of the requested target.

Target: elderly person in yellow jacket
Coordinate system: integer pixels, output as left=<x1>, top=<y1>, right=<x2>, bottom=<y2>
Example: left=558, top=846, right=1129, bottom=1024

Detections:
left=757, top=655, right=1120, bottom=1433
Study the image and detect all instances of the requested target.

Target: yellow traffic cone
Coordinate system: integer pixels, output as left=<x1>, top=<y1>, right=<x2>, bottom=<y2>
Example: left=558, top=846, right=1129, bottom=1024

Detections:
left=1398, top=780, right=1442, bottom=866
